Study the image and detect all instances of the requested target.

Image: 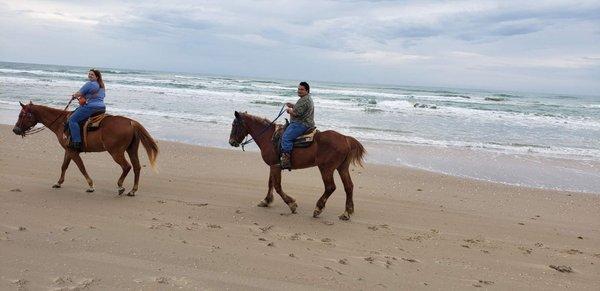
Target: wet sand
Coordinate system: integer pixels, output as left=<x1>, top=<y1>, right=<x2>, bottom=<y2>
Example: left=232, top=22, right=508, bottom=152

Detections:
left=1, top=125, right=599, bottom=290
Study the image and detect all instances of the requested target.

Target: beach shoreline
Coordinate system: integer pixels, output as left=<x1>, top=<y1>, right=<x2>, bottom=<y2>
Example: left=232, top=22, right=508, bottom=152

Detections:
left=1, top=124, right=599, bottom=290
left=2, top=104, right=598, bottom=194
left=2, top=61, right=600, bottom=194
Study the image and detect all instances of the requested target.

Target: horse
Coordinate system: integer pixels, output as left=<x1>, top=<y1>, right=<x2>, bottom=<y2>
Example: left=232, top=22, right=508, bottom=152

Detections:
left=12, top=101, right=158, bottom=196
left=228, top=111, right=366, bottom=220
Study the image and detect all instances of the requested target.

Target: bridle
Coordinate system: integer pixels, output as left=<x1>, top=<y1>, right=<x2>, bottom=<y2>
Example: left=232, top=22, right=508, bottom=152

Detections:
left=17, top=99, right=74, bottom=137
left=236, top=105, right=286, bottom=151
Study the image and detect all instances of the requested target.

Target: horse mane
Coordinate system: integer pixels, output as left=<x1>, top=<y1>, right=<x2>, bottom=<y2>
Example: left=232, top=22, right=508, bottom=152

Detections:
left=243, top=112, right=274, bottom=127
left=31, top=103, right=70, bottom=114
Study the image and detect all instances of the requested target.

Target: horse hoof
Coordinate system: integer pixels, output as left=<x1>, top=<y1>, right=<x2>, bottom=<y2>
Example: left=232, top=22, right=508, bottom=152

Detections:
left=86, top=188, right=95, bottom=193
left=257, top=200, right=270, bottom=207
left=117, top=187, right=125, bottom=195
left=52, top=184, right=61, bottom=189
left=313, top=207, right=322, bottom=218
left=339, top=212, right=351, bottom=221
left=288, top=202, right=298, bottom=214
left=126, top=192, right=136, bottom=197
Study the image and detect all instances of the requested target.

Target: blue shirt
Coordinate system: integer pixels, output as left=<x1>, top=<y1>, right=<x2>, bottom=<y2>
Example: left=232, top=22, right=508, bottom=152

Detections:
left=79, top=81, right=105, bottom=107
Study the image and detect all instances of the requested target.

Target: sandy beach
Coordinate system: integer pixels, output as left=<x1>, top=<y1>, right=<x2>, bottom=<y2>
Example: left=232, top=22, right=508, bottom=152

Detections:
left=1, top=124, right=599, bottom=290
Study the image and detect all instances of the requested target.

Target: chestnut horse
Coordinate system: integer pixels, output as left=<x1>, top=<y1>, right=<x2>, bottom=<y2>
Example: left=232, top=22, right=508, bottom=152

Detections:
left=12, top=102, right=158, bottom=196
left=229, top=111, right=365, bottom=220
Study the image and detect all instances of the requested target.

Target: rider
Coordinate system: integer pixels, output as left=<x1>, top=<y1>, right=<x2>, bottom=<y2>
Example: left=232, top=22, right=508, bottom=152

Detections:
left=67, top=69, right=106, bottom=151
left=280, top=81, right=314, bottom=169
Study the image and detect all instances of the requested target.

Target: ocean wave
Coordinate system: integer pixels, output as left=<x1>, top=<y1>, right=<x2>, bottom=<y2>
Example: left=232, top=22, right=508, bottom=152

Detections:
left=250, top=100, right=284, bottom=106
left=343, top=131, right=600, bottom=160
left=485, top=97, right=507, bottom=102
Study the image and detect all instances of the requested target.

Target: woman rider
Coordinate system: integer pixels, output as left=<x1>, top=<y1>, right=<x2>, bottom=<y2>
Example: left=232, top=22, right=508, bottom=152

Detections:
left=67, top=69, right=106, bottom=151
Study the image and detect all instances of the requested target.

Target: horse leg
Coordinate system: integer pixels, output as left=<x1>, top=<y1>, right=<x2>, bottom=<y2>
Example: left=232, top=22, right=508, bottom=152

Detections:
left=337, top=163, right=354, bottom=221
left=126, top=141, right=141, bottom=196
left=272, top=167, right=298, bottom=213
left=53, top=151, right=72, bottom=188
left=313, top=166, right=336, bottom=218
left=257, top=166, right=276, bottom=207
left=71, top=153, right=95, bottom=192
left=110, top=150, right=132, bottom=196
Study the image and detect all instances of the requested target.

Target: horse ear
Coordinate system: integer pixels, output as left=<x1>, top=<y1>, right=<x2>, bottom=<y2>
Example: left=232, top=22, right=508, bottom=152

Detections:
left=19, top=102, right=25, bottom=108
left=234, top=111, right=240, bottom=119
left=29, top=101, right=33, bottom=105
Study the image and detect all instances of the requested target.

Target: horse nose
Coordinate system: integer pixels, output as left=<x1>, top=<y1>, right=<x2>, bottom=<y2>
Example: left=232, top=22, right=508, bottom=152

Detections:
left=12, top=126, right=21, bottom=135
left=229, top=139, right=238, bottom=147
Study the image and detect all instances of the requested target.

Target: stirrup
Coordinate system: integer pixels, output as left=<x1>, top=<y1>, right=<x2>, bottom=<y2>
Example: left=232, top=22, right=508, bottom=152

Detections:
left=280, top=153, right=291, bottom=170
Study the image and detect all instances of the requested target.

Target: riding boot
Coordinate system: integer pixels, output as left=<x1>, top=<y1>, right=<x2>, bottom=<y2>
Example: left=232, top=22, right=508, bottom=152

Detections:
left=280, top=152, right=291, bottom=170
left=70, top=141, right=82, bottom=152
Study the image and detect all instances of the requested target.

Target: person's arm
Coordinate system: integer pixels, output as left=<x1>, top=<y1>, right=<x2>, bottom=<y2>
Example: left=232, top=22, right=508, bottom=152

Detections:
left=286, top=107, right=297, bottom=117
left=288, top=99, right=308, bottom=117
left=73, top=82, right=92, bottom=99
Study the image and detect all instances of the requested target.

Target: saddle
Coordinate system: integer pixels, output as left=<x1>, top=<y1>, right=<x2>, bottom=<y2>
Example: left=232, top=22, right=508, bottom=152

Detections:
left=272, top=119, right=318, bottom=154
left=64, top=110, right=109, bottom=150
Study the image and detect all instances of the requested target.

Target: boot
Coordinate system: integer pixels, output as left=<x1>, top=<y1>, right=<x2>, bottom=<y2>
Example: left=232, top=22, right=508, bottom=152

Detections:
left=70, top=141, right=82, bottom=152
left=280, top=152, right=291, bottom=170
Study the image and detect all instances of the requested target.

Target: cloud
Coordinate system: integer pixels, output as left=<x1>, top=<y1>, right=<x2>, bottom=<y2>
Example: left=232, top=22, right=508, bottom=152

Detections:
left=0, top=0, right=599, bottom=94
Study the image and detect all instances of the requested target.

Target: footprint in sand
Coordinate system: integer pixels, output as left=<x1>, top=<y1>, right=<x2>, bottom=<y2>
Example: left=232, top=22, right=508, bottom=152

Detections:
left=562, top=249, right=583, bottom=255
left=259, top=225, right=273, bottom=233
left=475, top=280, right=494, bottom=287
left=51, top=277, right=97, bottom=290
left=518, top=246, right=532, bottom=255
left=549, top=265, right=573, bottom=273
left=53, top=276, right=73, bottom=286
left=11, top=279, right=27, bottom=289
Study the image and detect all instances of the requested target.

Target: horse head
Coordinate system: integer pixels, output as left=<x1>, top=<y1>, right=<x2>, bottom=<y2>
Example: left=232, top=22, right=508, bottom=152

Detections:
left=229, top=111, right=249, bottom=147
left=13, top=101, right=38, bottom=136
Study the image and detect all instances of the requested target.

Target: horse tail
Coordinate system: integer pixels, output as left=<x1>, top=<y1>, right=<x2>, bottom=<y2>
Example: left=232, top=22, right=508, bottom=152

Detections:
left=345, top=136, right=366, bottom=168
left=132, top=121, right=159, bottom=172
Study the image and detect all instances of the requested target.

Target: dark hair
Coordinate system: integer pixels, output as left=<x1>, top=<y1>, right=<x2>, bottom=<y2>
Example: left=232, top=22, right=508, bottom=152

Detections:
left=90, top=69, right=105, bottom=89
left=299, top=81, right=310, bottom=93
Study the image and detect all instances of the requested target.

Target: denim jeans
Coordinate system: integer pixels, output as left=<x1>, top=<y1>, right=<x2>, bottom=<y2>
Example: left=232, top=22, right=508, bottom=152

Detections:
left=68, top=105, right=105, bottom=143
left=281, top=122, right=308, bottom=154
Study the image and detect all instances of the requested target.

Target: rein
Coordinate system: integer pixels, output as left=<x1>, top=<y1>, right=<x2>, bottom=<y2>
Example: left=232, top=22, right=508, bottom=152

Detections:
left=21, top=98, right=74, bottom=137
left=240, top=105, right=286, bottom=151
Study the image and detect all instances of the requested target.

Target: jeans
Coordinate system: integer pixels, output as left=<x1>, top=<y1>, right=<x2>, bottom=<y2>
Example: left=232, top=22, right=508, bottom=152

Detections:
left=68, top=105, right=105, bottom=143
left=281, top=122, right=308, bottom=154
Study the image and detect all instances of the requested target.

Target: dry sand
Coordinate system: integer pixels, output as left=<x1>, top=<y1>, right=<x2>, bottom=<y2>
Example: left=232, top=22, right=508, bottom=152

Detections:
left=1, top=125, right=599, bottom=290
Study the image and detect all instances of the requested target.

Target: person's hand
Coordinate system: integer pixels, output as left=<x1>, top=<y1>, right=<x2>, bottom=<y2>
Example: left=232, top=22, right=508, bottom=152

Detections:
left=286, top=108, right=294, bottom=114
left=285, top=102, right=294, bottom=108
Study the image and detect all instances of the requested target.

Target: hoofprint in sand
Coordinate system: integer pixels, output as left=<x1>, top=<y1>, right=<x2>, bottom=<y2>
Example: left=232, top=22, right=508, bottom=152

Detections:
left=1, top=125, right=599, bottom=290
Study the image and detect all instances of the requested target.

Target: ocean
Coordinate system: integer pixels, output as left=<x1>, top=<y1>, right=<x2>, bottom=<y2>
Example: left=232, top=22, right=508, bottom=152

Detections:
left=1, top=61, right=599, bottom=193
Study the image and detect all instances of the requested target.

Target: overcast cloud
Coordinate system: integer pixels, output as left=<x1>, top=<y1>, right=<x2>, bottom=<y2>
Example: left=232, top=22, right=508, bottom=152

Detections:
left=1, top=0, right=599, bottom=94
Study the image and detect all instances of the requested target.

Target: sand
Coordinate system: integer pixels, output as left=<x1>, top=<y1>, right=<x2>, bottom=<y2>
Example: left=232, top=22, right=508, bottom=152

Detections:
left=1, top=125, right=599, bottom=290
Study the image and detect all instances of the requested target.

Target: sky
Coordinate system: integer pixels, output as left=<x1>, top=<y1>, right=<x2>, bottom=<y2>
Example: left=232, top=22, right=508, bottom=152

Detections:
left=0, top=0, right=599, bottom=95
